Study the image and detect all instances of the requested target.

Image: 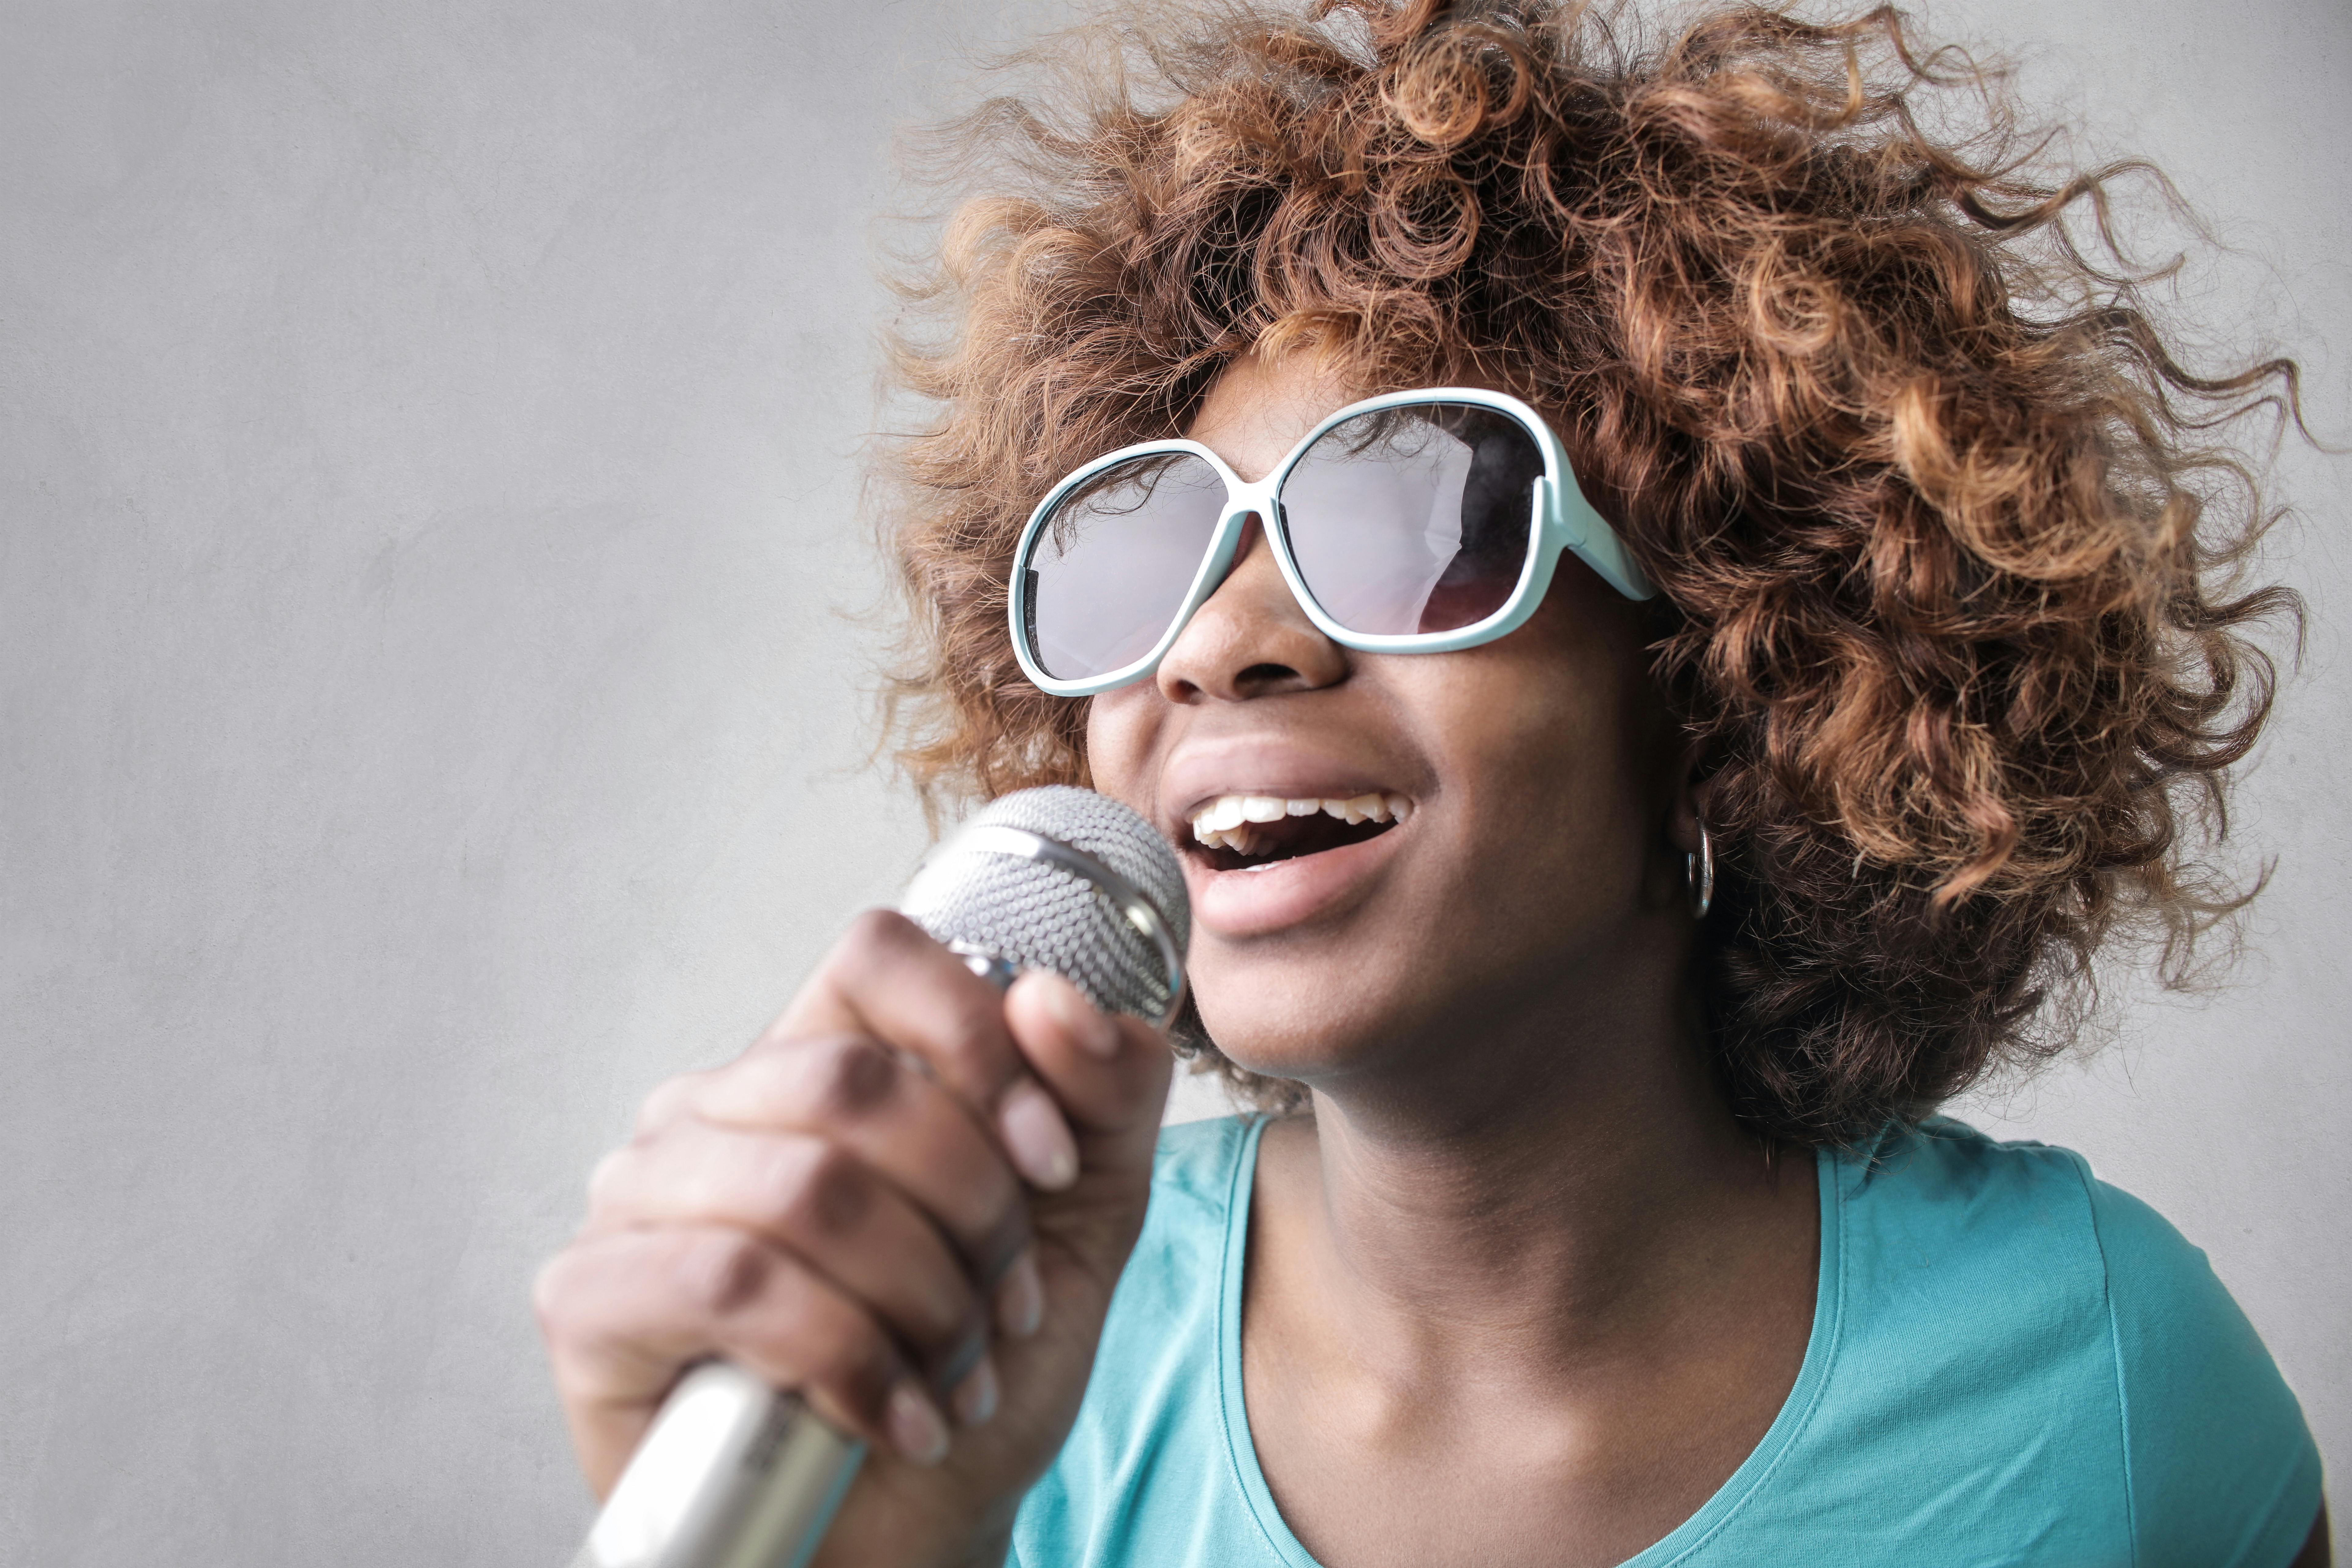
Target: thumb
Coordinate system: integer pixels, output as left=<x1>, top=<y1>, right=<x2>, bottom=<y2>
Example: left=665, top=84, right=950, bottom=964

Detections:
left=1001, top=970, right=1171, bottom=1185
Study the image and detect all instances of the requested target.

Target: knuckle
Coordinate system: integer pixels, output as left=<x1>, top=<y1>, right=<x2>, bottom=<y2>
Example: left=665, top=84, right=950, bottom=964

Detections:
left=834, top=908, right=924, bottom=975
left=633, top=1073, right=697, bottom=1137
left=846, top=906, right=921, bottom=949
left=967, top=1156, right=1022, bottom=1234
left=934, top=1002, right=1005, bottom=1078
left=584, top=1145, right=638, bottom=1214
left=530, top=1252, right=580, bottom=1340
left=918, top=1287, right=985, bottom=1359
left=681, top=1231, right=771, bottom=1318
left=775, top=1141, right=870, bottom=1241
left=916, top=1155, right=1019, bottom=1264
left=737, top=1028, right=802, bottom=1070
left=841, top=1344, right=900, bottom=1422
left=974, top=1204, right=1032, bottom=1281
left=808, top=1316, right=898, bottom=1416
left=814, top=1034, right=901, bottom=1119
left=722, top=1036, right=807, bottom=1116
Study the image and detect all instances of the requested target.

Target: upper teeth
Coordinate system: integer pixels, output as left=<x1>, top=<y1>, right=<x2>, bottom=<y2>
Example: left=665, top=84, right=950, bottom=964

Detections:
left=1187, top=792, right=1414, bottom=853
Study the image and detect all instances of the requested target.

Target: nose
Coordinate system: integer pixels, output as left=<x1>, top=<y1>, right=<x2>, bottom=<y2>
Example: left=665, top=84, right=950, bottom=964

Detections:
left=1154, top=516, right=1348, bottom=703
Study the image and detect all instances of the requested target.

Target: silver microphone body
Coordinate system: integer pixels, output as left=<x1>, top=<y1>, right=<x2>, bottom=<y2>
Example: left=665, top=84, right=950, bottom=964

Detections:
left=566, top=787, right=1189, bottom=1568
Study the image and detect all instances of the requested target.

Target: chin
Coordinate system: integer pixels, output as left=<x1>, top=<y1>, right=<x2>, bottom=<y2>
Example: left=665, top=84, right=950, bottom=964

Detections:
left=1188, top=974, right=1397, bottom=1088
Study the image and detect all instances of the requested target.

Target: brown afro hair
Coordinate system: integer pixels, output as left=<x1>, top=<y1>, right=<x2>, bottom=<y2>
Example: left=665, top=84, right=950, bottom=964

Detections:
left=873, top=0, right=2303, bottom=1143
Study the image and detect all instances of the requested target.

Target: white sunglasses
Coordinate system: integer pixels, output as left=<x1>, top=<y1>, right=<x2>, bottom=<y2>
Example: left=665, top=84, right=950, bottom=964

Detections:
left=1007, top=386, right=1654, bottom=697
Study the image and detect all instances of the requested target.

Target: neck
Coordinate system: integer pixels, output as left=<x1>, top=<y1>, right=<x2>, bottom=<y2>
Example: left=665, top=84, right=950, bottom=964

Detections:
left=1271, top=916, right=1790, bottom=1383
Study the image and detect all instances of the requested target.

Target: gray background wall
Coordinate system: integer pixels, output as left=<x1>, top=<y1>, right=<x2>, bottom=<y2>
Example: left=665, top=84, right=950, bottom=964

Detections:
left=1, top=0, right=2342, bottom=1562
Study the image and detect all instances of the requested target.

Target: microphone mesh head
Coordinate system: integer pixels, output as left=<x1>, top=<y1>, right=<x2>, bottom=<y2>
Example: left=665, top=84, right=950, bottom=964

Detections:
left=899, top=785, right=1189, bottom=1023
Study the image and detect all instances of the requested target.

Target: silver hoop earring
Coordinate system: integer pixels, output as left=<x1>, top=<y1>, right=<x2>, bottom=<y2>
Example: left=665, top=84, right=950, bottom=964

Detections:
left=1685, top=821, right=1714, bottom=921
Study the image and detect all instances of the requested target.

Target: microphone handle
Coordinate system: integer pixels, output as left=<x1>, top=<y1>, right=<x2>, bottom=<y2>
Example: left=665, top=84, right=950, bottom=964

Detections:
left=567, top=1361, right=865, bottom=1568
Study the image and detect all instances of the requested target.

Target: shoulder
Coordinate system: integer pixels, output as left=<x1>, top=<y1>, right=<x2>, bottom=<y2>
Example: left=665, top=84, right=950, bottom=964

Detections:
left=1826, top=1118, right=2321, bottom=1567
left=2066, top=1146, right=2325, bottom=1568
left=1846, top=1119, right=2294, bottom=1385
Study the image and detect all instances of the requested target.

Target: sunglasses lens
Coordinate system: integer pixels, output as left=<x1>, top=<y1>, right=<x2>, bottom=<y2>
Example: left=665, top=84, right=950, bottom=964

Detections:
left=1022, top=450, right=1227, bottom=683
left=1278, top=403, right=1543, bottom=637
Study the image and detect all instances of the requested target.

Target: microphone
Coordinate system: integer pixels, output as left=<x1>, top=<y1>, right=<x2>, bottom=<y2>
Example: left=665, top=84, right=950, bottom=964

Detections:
left=567, top=786, right=1190, bottom=1568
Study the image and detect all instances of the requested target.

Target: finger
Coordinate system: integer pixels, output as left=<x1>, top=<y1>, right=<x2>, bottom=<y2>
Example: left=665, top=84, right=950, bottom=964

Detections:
left=534, top=1225, right=949, bottom=1474
left=773, top=910, right=1022, bottom=1110
left=678, top=1031, right=1031, bottom=1280
left=993, top=975, right=1171, bottom=1338
left=586, top=1122, right=986, bottom=1379
left=776, top=910, right=1081, bottom=1191
left=1001, top=971, right=1173, bottom=1143
left=631, top=1069, right=705, bottom=1141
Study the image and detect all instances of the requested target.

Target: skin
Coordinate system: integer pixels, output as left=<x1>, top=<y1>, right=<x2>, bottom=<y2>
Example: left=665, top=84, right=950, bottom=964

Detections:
left=535, top=349, right=2331, bottom=1568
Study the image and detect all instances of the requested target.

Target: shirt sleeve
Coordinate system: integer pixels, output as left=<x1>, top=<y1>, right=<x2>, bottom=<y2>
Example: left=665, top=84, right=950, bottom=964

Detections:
left=2072, top=1160, right=2325, bottom=1568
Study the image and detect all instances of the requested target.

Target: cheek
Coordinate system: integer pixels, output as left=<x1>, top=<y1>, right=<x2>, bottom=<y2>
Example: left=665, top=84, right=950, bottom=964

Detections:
left=1081, top=691, right=1155, bottom=816
left=1476, top=590, right=1659, bottom=857
left=1384, top=594, right=1667, bottom=962
left=1428, top=665, right=1654, bottom=922
left=1496, top=659, right=1646, bottom=825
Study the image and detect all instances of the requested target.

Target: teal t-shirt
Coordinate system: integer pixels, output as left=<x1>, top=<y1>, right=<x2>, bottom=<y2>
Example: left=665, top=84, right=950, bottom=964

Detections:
left=1013, top=1114, right=2322, bottom=1567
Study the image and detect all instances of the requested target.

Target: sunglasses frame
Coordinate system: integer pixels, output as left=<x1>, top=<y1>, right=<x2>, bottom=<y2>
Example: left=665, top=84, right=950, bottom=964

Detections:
left=1006, top=386, right=1654, bottom=698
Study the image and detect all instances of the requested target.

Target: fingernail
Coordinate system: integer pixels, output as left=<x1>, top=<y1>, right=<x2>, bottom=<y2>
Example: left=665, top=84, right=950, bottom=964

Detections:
left=1000, top=1080, right=1079, bottom=1189
left=1046, top=975, right=1120, bottom=1059
left=887, top=1380, right=950, bottom=1465
left=950, top=1356, right=999, bottom=1426
left=997, top=1249, right=1044, bottom=1339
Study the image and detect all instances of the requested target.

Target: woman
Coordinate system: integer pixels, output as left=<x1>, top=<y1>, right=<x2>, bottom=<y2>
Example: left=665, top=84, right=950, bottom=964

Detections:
left=534, top=2, right=2328, bottom=1563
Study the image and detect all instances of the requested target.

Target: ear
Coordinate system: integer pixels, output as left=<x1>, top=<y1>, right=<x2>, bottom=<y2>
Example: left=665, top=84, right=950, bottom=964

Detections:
left=1665, top=736, right=1717, bottom=856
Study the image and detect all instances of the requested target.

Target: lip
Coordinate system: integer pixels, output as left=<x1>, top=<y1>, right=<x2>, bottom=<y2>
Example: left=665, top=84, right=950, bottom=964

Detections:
left=1184, top=820, right=1409, bottom=938
left=1159, top=738, right=1411, bottom=831
left=1158, top=737, right=1421, bottom=940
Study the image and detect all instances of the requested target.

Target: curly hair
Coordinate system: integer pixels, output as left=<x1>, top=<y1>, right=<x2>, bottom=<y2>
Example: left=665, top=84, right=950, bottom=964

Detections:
left=874, top=0, right=2301, bottom=1143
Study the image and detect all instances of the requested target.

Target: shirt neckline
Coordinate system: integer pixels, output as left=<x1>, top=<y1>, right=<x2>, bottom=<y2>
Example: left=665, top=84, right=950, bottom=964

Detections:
left=1212, top=1115, right=1848, bottom=1568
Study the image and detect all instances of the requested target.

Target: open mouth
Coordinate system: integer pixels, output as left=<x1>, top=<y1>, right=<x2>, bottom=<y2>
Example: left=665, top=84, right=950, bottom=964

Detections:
left=1185, top=792, right=1412, bottom=873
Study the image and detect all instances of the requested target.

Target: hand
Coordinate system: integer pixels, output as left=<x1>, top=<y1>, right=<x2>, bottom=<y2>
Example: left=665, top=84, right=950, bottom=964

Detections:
left=533, top=910, right=1174, bottom=1567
